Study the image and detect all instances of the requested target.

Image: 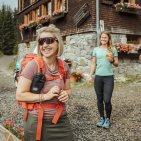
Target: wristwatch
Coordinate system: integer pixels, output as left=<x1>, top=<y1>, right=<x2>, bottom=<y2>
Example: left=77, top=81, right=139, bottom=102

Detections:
left=110, top=59, right=115, bottom=64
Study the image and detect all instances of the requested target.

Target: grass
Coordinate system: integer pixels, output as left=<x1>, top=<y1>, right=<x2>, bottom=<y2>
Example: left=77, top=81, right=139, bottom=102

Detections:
left=123, top=74, right=141, bottom=84
left=8, top=61, right=16, bottom=70
left=0, top=51, right=4, bottom=57
left=71, top=75, right=141, bottom=90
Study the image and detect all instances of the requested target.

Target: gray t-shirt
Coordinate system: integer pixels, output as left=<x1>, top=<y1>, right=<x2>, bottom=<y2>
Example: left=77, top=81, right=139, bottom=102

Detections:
left=93, top=47, right=118, bottom=76
left=21, top=59, right=70, bottom=120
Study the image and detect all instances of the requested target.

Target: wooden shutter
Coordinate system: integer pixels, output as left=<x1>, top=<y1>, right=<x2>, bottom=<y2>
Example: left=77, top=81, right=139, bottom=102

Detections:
left=24, top=14, right=28, bottom=24
left=42, top=4, right=47, bottom=16
left=73, top=3, right=90, bottom=27
left=32, top=10, right=36, bottom=21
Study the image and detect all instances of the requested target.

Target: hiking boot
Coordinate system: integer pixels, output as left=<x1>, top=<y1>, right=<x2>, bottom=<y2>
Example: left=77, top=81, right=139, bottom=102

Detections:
left=102, top=118, right=110, bottom=129
left=96, top=117, right=105, bottom=127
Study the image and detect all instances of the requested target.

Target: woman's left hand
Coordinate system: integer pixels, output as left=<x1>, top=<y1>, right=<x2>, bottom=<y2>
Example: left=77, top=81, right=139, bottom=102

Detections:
left=58, top=90, right=69, bottom=103
left=106, top=53, right=114, bottom=63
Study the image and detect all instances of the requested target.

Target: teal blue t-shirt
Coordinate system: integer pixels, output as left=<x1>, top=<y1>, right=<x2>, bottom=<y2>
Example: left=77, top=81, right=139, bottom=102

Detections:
left=93, top=47, right=118, bottom=76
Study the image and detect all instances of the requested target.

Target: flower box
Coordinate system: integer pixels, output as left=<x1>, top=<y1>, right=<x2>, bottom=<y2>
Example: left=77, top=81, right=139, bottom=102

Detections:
left=51, top=12, right=66, bottom=21
left=19, top=23, right=28, bottom=30
left=114, top=2, right=141, bottom=14
left=70, top=71, right=84, bottom=82
left=113, top=43, right=140, bottom=54
left=37, top=15, right=50, bottom=24
left=101, top=0, right=114, bottom=5
left=28, top=21, right=37, bottom=28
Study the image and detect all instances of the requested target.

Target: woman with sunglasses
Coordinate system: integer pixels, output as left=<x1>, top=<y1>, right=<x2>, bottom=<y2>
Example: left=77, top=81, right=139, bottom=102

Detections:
left=89, top=31, right=118, bottom=129
left=16, top=24, right=74, bottom=141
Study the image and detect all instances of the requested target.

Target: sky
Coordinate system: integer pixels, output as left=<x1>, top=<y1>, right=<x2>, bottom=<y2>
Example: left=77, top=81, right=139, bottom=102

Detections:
left=0, top=0, right=17, bottom=10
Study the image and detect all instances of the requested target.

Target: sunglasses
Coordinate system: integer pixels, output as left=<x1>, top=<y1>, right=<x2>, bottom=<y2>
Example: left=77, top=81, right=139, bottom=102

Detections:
left=38, top=37, right=58, bottom=45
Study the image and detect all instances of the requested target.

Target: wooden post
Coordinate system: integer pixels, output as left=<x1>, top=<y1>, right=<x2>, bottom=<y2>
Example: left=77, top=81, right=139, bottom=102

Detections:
left=130, top=0, right=136, bottom=4
left=120, top=0, right=124, bottom=3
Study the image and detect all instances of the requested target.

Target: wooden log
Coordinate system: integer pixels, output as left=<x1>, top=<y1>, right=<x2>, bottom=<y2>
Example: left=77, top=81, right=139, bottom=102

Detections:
left=0, top=125, right=20, bottom=141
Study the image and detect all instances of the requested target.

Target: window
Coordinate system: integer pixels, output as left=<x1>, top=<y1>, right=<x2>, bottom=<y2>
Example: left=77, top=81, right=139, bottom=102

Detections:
left=53, top=0, right=67, bottom=14
left=25, top=42, right=30, bottom=48
left=48, top=2, right=52, bottom=16
left=36, top=8, right=40, bottom=17
left=127, top=35, right=140, bottom=44
left=59, top=0, right=65, bottom=12
left=41, top=1, right=53, bottom=16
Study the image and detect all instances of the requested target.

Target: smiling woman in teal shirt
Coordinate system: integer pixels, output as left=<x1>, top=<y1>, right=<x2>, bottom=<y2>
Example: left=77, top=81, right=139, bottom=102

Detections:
left=93, top=46, right=118, bottom=76
left=89, top=31, right=118, bottom=129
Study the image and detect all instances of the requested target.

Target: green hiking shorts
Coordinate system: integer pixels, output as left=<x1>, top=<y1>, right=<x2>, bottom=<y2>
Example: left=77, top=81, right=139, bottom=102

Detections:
left=24, top=113, right=74, bottom=141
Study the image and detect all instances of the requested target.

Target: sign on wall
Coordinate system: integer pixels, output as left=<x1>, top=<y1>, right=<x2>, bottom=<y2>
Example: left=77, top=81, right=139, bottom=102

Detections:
left=100, top=20, right=104, bottom=32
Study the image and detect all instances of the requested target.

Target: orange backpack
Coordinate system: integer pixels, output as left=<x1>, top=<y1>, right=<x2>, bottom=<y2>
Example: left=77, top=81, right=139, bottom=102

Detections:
left=17, top=53, right=66, bottom=141
left=18, top=53, right=66, bottom=81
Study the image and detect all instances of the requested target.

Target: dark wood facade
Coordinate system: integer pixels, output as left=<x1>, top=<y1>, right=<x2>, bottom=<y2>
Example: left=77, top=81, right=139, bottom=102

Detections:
left=18, top=0, right=141, bottom=43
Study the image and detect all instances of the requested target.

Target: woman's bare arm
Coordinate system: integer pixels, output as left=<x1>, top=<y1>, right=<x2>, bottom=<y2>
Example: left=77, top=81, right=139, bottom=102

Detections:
left=89, top=57, right=96, bottom=78
left=16, top=76, right=58, bottom=103
left=113, top=56, right=118, bottom=67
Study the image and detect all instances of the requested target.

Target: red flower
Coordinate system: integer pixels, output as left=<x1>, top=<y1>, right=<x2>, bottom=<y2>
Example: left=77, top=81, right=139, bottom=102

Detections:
left=4, top=120, right=14, bottom=127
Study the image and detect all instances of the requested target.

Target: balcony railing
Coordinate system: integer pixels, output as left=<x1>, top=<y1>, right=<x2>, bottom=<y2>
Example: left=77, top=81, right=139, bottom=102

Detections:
left=19, top=15, right=50, bottom=30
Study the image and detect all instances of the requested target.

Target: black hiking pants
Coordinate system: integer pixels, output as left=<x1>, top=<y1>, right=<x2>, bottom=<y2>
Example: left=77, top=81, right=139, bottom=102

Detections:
left=94, top=75, right=114, bottom=119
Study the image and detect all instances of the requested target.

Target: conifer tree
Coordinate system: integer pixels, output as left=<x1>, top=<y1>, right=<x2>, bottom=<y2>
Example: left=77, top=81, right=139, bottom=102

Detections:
left=0, top=5, right=6, bottom=52
left=2, top=6, right=15, bottom=54
left=13, top=8, right=18, bottom=54
left=0, top=4, right=18, bottom=55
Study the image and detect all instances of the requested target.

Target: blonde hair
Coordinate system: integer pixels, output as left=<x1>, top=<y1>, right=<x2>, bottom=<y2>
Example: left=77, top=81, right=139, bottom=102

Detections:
left=36, top=24, right=64, bottom=57
left=100, top=31, right=113, bottom=52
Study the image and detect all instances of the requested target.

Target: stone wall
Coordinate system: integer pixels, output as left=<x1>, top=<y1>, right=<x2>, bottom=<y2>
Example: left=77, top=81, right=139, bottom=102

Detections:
left=17, top=41, right=37, bottom=60
left=64, top=32, right=97, bottom=74
left=114, top=60, right=141, bottom=81
left=18, top=33, right=141, bottom=80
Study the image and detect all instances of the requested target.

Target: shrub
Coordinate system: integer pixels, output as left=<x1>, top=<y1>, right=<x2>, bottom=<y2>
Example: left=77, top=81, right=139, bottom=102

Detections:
left=71, top=71, right=84, bottom=82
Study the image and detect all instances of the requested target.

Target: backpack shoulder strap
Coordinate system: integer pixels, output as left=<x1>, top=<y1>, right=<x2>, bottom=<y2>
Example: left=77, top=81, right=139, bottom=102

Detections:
left=34, top=57, right=46, bottom=74
left=19, top=53, right=37, bottom=74
left=57, top=58, right=66, bottom=83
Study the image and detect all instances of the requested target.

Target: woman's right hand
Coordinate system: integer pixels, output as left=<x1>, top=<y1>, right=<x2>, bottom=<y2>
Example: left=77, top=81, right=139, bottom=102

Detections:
left=44, top=86, right=60, bottom=100
left=88, top=75, right=93, bottom=84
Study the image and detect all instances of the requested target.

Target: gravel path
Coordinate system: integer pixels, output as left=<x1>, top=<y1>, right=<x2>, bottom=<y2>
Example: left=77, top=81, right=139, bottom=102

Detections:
left=68, top=82, right=141, bottom=141
left=0, top=55, right=141, bottom=141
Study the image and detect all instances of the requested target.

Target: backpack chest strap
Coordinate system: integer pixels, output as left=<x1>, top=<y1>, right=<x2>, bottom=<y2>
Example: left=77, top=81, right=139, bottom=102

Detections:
left=46, top=74, right=63, bottom=81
